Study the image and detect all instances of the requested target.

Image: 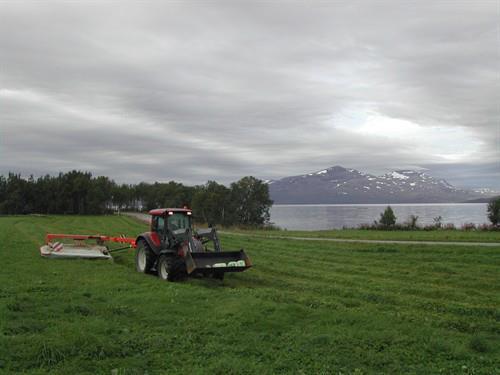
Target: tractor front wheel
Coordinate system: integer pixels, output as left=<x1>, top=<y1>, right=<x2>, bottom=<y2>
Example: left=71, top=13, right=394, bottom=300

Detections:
left=158, top=255, right=186, bottom=281
left=157, top=255, right=172, bottom=281
left=135, top=240, right=155, bottom=274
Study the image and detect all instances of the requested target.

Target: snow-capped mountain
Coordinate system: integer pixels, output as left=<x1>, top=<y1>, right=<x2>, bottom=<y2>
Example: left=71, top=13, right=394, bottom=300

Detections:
left=267, top=166, right=482, bottom=204
left=473, top=188, right=500, bottom=196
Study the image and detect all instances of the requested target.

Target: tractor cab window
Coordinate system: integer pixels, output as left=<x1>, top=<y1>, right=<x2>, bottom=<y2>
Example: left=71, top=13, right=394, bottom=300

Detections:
left=153, top=216, right=166, bottom=238
left=167, top=213, right=190, bottom=231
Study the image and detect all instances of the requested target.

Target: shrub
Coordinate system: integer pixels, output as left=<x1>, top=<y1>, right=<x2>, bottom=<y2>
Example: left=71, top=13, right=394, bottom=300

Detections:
left=461, top=223, right=476, bottom=231
left=433, top=216, right=443, bottom=229
left=358, top=216, right=493, bottom=232
left=477, top=223, right=500, bottom=231
left=261, top=223, right=282, bottom=231
left=405, top=215, right=419, bottom=230
left=379, top=206, right=396, bottom=227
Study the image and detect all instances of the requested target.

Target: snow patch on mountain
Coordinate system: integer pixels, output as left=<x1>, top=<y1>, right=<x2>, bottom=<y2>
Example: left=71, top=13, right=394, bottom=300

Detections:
left=390, top=171, right=409, bottom=180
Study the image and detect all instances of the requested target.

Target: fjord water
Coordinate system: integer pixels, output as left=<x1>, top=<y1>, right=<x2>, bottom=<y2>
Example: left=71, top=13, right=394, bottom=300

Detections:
left=270, top=203, right=489, bottom=230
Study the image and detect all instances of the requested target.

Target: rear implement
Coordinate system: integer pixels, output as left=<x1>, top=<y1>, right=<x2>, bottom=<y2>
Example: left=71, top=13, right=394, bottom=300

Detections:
left=40, top=233, right=136, bottom=259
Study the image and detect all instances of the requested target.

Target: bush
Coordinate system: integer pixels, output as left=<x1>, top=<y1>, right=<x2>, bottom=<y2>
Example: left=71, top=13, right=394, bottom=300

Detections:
left=379, top=206, right=396, bottom=227
left=476, top=223, right=500, bottom=231
left=358, top=216, right=496, bottom=232
left=405, top=215, right=419, bottom=230
left=461, top=223, right=476, bottom=231
left=433, top=216, right=443, bottom=229
left=358, top=223, right=372, bottom=230
left=487, top=197, right=500, bottom=225
left=261, top=223, right=282, bottom=231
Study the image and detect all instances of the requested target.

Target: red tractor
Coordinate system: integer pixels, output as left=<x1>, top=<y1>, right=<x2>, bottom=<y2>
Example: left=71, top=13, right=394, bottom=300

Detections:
left=135, top=208, right=251, bottom=281
left=40, top=208, right=252, bottom=282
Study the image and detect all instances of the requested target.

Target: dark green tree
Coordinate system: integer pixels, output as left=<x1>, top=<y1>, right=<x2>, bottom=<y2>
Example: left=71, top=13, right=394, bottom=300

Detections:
left=229, top=176, right=273, bottom=226
left=161, top=181, right=195, bottom=208
left=487, top=197, right=500, bottom=225
left=379, top=206, right=396, bottom=227
left=192, top=181, right=231, bottom=225
left=0, top=172, right=274, bottom=219
left=2, top=173, right=28, bottom=214
left=135, top=182, right=154, bottom=210
left=112, top=184, right=133, bottom=212
left=0, top=176, right=6, bottom=213
left=88, top=176, right=114, bottom=214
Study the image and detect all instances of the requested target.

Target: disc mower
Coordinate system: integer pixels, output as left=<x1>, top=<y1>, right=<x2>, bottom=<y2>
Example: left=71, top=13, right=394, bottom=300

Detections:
left=40, top=208, right=251, bottom=281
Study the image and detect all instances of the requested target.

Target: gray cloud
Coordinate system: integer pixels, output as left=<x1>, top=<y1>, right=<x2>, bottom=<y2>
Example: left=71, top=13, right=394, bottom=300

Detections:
left=0, top=1, right=498, bottom=187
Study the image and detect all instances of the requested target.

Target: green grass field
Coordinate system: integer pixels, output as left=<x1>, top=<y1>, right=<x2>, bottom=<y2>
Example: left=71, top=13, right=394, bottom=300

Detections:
left=231, top=228, right=500, bottom=243
left=1, top=216, right=499, bottom=374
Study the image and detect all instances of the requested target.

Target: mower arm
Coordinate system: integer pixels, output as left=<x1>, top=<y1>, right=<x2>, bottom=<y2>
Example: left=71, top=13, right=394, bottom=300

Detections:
left=45, top=233, right=137, bottom=247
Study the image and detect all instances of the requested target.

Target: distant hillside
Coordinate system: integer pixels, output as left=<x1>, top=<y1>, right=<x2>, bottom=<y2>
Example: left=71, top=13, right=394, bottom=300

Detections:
left=464, top=195, right=500, bottom=203
left=268, top=166, right=486, bottom=204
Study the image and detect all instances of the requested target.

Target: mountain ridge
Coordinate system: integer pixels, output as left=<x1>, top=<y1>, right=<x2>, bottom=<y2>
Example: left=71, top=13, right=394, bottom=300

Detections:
left=267, top=165, right=488, bottom=204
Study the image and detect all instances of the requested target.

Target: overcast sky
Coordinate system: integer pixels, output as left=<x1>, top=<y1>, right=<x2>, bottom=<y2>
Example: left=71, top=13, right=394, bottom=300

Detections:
left=1, top=1, right=499, bottom=188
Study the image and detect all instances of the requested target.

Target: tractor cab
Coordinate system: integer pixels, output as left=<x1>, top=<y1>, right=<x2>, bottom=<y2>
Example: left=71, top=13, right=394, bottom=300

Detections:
left=150, top=208, right=193, bottom=243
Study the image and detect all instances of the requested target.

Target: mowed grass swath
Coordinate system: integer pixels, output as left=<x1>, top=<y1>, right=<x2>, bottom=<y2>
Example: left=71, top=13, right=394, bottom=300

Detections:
left=1, top=216, right=499, bottom=374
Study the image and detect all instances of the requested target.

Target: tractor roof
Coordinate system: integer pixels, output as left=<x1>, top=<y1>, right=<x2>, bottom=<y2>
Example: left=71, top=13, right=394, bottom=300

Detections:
left=148, top=208, right=192, bottom=216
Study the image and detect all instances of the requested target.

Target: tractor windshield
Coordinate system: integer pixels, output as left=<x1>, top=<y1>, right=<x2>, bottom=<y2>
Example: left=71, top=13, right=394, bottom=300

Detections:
left=167, top=213, right=191, bottom=231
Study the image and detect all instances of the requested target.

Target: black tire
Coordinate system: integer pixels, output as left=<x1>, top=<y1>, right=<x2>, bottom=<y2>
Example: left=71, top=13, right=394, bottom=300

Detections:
left=157, top=255, right=172, bottom=281
left=158, top=255, right=186, bottom=282
left=170, top=257, right=187, bottom=281
left=135, top=240, right=156, bottom=274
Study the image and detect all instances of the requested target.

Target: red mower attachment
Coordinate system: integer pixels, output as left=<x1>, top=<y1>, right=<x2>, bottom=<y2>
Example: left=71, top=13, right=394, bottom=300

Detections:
left=40, top=233, right=137, bottom=259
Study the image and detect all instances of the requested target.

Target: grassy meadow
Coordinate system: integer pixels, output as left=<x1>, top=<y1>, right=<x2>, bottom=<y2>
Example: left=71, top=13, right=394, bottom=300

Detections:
left=231, top=228, right=500, bottom=243
left=0, top=215, right=499, bottom=374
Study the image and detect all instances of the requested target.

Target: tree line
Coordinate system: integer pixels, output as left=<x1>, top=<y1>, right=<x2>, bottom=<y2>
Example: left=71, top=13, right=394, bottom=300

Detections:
left=0, top=171, right=273, bottom=226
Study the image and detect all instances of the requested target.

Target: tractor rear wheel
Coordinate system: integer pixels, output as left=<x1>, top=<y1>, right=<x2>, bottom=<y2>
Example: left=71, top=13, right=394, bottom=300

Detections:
left=135, top=240, right=155, bottom=274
